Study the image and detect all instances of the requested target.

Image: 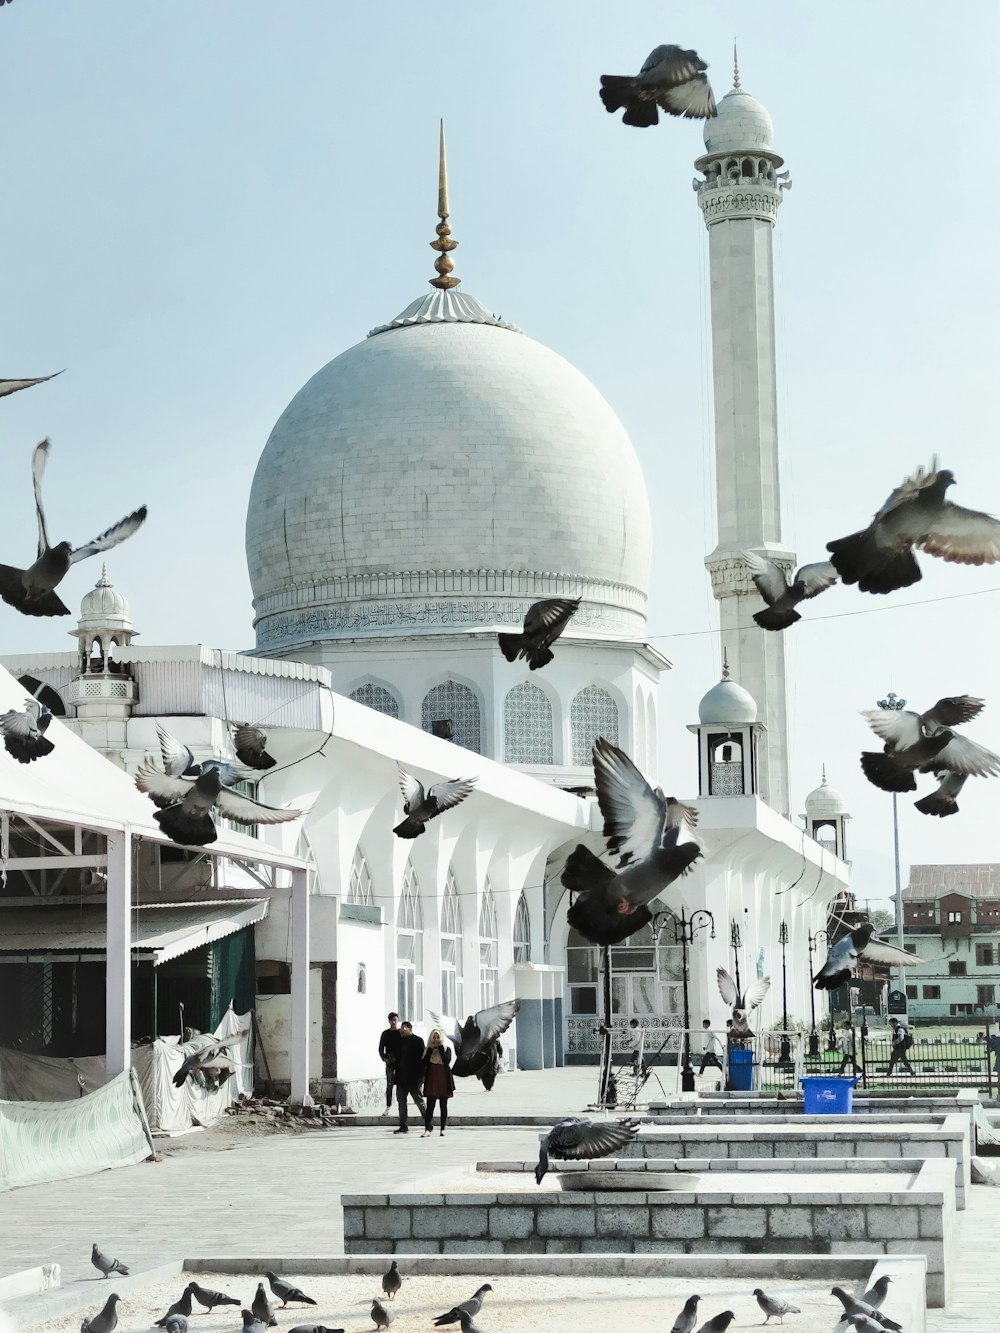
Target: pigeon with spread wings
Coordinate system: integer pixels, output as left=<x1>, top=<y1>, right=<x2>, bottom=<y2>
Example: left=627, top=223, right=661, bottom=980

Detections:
left=233, top=723, right=276, bottom=770
left=743, top=551, right=838, bottom=631
left=600, top=45, right=716, bottom=127
left=497, top=596, right=580, bottom=671
left=0, top=697, right=54, bottom=763
left=859, top=695, right=1000, bottom=796
left=716, top=968, right=770, bottom=1038
left=430, top=1000, right=519, bottom=1088
left=826, top=459, right=1000, bottom=595
left=136, top=758, right=302, bottom=846
left=0, top=440, right=147, bottom=617
left=393, top=765, right=477, bottom=838
left=813, top=923, right=919, bottom=991
left=535, top=1116, right=640, bottom=1184
left=0, top=370, right=63, bottom=399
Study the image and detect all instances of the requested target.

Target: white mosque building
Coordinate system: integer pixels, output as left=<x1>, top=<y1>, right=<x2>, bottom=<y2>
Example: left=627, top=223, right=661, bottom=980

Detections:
left=1, top=86, right=848, bottom=1101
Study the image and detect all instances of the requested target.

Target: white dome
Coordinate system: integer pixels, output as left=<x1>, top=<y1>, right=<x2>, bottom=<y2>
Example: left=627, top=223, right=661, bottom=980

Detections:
left=246, top=294, right=652, bottom=653
left=702, top=88, right=779, bottom=158
left=805, top=772, right=850, bottom=818
left=77, top=566, right=132, bottom=631
left=698, top=674, right=758, bottom=725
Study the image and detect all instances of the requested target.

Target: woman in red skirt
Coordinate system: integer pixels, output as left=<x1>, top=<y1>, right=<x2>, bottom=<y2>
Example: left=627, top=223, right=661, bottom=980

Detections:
left=420, top=1028, right=455, bottom=1136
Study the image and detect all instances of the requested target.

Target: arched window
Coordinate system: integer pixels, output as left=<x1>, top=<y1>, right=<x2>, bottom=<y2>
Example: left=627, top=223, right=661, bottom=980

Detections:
left=634, top=686, right=646, bottom=770
left=17, top=675, right=66, bottom=718
left=396, top=863, right=423, bottom=1022
left=503, top=681, right=554, bottom=763
left=350, top=682, right=400, bottom=720
left=567, top=901, right=682, bottom=1019
left=347, top=847, right=373, bottom=905
left=513, top=892, right=531, bottom=964
left=570, top=685, right=619, bottom=764
left=479, top=879, right=499, bottom=1009
left=422, top=680, right=481, bottom=754
left=441, top=869, right=463, bottom=1017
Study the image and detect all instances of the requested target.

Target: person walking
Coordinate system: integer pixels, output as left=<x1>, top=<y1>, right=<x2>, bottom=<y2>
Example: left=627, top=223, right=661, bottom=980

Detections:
left=836, top=1020, right=859, bottom=1075
left=420, top=1028, right=455, bottom=1136
left=378, top=1012, right=401, bottom=1117
left=393, top=1021, right=426, bottom=1133
left=697, top=1019, right=724, bottom=1076
left=887, top=1017, right=914, bottom=1076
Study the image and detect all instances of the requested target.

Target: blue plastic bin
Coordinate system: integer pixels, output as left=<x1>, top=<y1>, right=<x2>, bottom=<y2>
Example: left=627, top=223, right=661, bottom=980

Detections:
left=729, top=1047, right=754, bottom=1092
left=801, top=1075, right=859, bottom=1114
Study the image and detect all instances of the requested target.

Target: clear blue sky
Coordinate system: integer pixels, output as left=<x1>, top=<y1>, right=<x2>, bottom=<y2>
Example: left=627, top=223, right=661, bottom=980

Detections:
left=1, top=3, right=998, bottom=914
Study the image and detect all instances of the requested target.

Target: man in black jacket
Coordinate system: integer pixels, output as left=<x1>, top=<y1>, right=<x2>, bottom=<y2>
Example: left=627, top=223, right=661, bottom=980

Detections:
left=393, top=1021, right=427, bottom=1133
left=378, top=1012, right=401, bottom=1117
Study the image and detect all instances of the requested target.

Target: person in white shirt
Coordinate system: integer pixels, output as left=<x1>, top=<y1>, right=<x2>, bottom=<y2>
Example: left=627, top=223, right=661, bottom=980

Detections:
left=698, top=1019, right=724, bottom=1075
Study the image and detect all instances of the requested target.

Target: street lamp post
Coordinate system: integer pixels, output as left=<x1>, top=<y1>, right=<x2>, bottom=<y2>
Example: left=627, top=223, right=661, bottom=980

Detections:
left=669, top=909, right=716, bottom=1092
left=778, top=921, right=791, bottom=1063
left=730, top=919, right=742, bottom=995
left=807, top=930, right=822, bottom=1057
left=810, top=928, right=837, bottom=1051
left=877, top=691, right=908, bottom=993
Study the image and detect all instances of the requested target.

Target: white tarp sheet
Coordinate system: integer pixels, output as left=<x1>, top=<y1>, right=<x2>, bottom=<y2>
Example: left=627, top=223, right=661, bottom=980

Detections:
left=0, top=1067, right=154, bottom=1192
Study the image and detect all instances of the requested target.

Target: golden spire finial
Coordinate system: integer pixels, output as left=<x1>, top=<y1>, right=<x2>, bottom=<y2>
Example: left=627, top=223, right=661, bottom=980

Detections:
left=429, top=119, right=460, bottom=290
left=733, top=41, right=741, bottom=90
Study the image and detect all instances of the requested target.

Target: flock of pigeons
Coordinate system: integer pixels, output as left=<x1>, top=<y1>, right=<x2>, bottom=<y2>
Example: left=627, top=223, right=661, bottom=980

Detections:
left=665, top=1275, right=897, bottom=1332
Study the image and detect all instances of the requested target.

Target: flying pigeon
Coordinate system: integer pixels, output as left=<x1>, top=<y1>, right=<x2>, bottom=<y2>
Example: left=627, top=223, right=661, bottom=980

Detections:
left=233, top=722, right=277, bottom=770
left=753, top=1289, right=801, bottom=1324
left=187, top=1283, right=241, bottom=1313
left=814, top=924, right=919, bottom=992
left=696, top=1315, right=735, bottom=1333
left=433, top=1285, right=493, bottom=1327
left=497, top=596, right=580, bottom=670
left=669, top=1294, right=701, bottom=1333
left=136, top=758, right=302, bottom=846
left=600, top=45, right=717, bottom=126
left=91, top=1244, right=129, bottom=1279
left=861, top=1275, right=892, bottom=1310
left=743, top=551, right=838, bottom=631
left=380, top=1262, right=402, bottom=1301
left=240, top=1312, right=266, bottom=1333
left=859, top=695, right=999, bottom=795
left=0, top=439, right=147, bottom=617
left=716, top=968, right=770, bottom=1038
left=150, top=723, right=251, bottom=789
left=430, top=1000, right=519, bottom=1086
left=370, top=1299, right=393, bottom=1330
left=562, top=738, right=701, bottom=947
left=266, top=1274, right=317, bottom=1308
left=0, top=697, right=54, bottom=762
left=252, top=1284, right=277, bottom=1328
left=155, top=1290, right=194, bottom=1327
left=826, top=458, right=1000, bottom=595
left=830, top=1287, right=902, bottom=1331
left=914, top=769, right=967, bottom=818
left=171, top=1032, right=247, bottom=1088
left=393, top=765, right=477, bottom=838
left=81, top=1294, right=120, bottom=1333
left=535, top=1116, right=639, bottom=1184
left=0, top=371, right=63, bottom=398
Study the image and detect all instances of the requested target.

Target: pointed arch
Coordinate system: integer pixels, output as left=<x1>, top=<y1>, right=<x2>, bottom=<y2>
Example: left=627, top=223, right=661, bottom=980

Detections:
left=570, top=684, right=620, bottom=764
left=513, top=891, right=531, bottom=964
left=396, top=861, right=423, bottom=1021
left=479, top=877, right=499, bottom=1009
left=349, top=681, right=400, bottom=719
left=441, top=868, right=464, bottom=1016
left=346, top=846, right=374, bottom=905
left=422, top=679, right=482, bottom=754
left=503, top=680, right=554, bottom=763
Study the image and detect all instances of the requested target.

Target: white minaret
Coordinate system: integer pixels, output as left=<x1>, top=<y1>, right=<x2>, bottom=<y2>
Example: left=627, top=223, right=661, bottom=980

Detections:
left=695, top=56, right=794, bottom=816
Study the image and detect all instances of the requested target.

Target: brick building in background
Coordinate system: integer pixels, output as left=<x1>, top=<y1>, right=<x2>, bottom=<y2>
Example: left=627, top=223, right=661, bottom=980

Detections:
left=903, top=865, right=1000, bottom=1022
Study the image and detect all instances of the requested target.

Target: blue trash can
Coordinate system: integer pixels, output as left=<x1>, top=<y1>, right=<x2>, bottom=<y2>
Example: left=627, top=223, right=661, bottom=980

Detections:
left=801, top=1075, right=859, bottom=1114
left=729, top=1048, right=754, bottom=1092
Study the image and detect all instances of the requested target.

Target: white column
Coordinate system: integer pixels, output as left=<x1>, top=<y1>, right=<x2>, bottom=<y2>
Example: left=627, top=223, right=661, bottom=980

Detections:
left=290, top=866, right=314, bottom=1106
left=105, top=826, right=132, bottom=1077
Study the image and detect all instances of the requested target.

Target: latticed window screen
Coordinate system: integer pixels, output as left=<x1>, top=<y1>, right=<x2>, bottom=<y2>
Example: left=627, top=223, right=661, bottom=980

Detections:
left=347, top=847, right=373, bottom=905
left=421, top=680, right=482, bottom=754
left=479, top=879, right=499, bottom=1009
left=513, top=892, right=531, bottom=963
left=349, top=682, right=400, bottom=719
left=709, top=733, right=745, bottom=795
left=396, top=862, right=423, bottom=1021
left=570, top=685, right=619, bottom=764
left=503, top=681, right=554, bottom=763
left=441, top=870, right=463, bottom=1015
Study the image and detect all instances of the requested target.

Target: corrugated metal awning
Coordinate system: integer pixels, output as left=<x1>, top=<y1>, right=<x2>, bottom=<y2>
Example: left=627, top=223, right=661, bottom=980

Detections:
left=0, top=900, right=269, bottom=965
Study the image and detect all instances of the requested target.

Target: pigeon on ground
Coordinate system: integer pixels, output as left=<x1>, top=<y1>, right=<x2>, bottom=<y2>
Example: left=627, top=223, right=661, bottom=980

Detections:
left=535, top=1116, right=639, bottom=1184
left=562, top=738, right=701, bottom=947
left=393, top=766, right=477, bottom=838
left=696, top=1314, right=735, bottom=1333
left=155, top=1290, right=194, bottom=1326
left=432, top=1284, right=493, bottom=1327
left=859, top=695, right=998, bottom=793
left=380, top=1262, right=402, bottom=1300
left=830, top=1287, right=902, bottom=1330
left=240, top=1312, right=266, bottom=1333
left=288, top=1327, right=345, bottom=1333
left=814, top=923, right=920, bottom=992
left=497, top=596, right=580, bottom=670
left=861, top=1275, right=892, bottom=1310
left=370, top=1299, right=393, bottom=1330
left=716, top=968, right=771, bottom=1039
left=914, top=769, right=967, bottom=818
left=430, top=1001, right=519, bottom=1085
left=0, top=697, right=54, bottom=762
left=669, top=1294, right=701, bottom=1333
left=136, top=758, right=302, bottom=846
left=0, top=439, right=147, bottom=617
left=252, top=1284, right=277, bottom=1327
left=842, top=1317, right=887, bottom=1333
left=171, top=1032, right=248, bottom=1088
left=600, top=45, right=716, bottom=126
left=743, top=552, right=838, bottom=631
left=233, top=723, right=276, bottom=770
left=187, top=1283, right=241, bottom=1313
left=0, top=371, right=63, bottom=398
left=753, top=1288, right=801, bottom=1324
left=163, top=1319, right=188, bottom=1333
left=265, top=1273, right=317, bottom=1308
left=90, top=1244, right=129, bottom=1279
left=456, top=1316, right=481, bottom=1333
left=826, top=458, right=1000, bottom=595
left=81, top=1294, right=120, bottom=1333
